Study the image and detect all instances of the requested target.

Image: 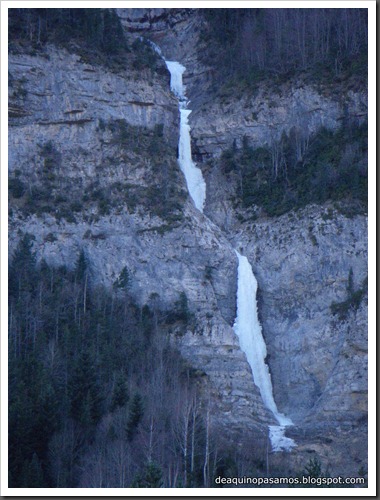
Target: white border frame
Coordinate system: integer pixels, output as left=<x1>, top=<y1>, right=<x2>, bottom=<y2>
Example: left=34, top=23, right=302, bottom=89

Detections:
left=1, top=1, right=376, bottom=496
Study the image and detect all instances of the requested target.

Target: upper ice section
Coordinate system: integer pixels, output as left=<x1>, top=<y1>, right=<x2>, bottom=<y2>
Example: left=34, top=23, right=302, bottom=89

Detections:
left=165, top=61, right=186, bottom=99
left=165, top=59, right=206, bottom=212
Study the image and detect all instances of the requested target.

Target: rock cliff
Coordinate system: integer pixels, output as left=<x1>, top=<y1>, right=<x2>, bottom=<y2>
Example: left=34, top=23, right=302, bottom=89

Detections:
left=8, top=41, right=275, bottom=447
left=8, top=8, right=368, bottom=477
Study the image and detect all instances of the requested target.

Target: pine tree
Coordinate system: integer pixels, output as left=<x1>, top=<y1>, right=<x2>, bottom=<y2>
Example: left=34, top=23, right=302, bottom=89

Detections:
left=347, top=267, right=354, bottom=296
left=132, top=461, right=163, bottom=488
left=113, top=266, right=131, bottom=290
left=35, top=382, right=61, bottom=452
left=126, top=393, right=144, bottom=441
left=110, top=373, right=129, bottom=412
left=69, top=351, right=103, bottom=427
left=75, top=249, right=87, bottom=282
left=303, top=457, right=323, bottom=478
left=19, top=453, right=46, bottom=488
left=9, top=233, right=37, bottom=298
left=102, top=9, right=126, bottom=55
left=8, top=375, right=35, bottom=484
left=176, top=291, right=191, bottom=324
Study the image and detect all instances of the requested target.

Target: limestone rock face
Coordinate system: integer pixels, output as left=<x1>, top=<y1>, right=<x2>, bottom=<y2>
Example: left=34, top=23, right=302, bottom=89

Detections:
left=231, top=205, right=367, bottom=419
left=8, top=45, right=178, bottom=153
left=9, top=203, right=276, bottom=432
left=191, top=86, right=367, bottom=160
left=228, top=206, right=367, bottom=475
left=8, top=41, right=275, bottom=440
left=128, top=10, right=368, bottom=475
left=8, top=9, right=368, bottom=476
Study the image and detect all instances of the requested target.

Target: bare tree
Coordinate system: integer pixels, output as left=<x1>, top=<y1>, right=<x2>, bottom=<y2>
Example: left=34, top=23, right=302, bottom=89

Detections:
left=203, top=403, right=211, bottom=487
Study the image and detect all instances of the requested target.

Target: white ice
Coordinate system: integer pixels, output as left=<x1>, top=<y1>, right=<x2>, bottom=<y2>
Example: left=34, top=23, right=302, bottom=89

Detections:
left=159, top=46, right=294, bottom=452
left=233, top=251, right=296, bottom=452
left=165, top=61, right=206, bottom=212
left=269, top=425, right=297, bottom=452
left=165, top=61, right=186, bottom=102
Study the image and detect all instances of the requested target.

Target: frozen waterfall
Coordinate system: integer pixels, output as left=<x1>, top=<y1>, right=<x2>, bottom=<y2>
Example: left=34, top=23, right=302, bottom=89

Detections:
left=233, top=251, right=296, bottom=452
left=149, top=39, right=294, bottom=453
left=165, top=61, right=186, bottom=102
left=165, top=61, right=206, bottom=212
left=141, top=42, right=206, bottom=211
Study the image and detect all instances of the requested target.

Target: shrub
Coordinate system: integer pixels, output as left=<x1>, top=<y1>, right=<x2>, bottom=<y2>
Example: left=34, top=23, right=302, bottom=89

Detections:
left=131, top=38, right=160, bottom=73
left=204, top=265, right=213, bottom=281
left=9, top=177, right=26, bottom=198
left=44, top=233, right=57, bottom=243
left=70, top=201, right=83, bottom=212
left=113, top=266, right=131, bottom=291
left=331, top=274, right=367, bottom=320
left=165, top=291, right=196, bottom=327
left=55, top=207, right=76, bottom=223
left=39, top=141, right=61, bottom=179
left=97, top=198, right=110, bottom=216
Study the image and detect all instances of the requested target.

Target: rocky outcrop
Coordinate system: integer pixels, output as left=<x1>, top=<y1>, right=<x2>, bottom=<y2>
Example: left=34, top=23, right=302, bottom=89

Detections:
left=229, top=205, right=367, bottom=475
left=191, top=86, right=367, bottom=160
left=8, top=9, right=368, bottom=477
left=117, top=8, right=214, bottom=109
left=8, top=46, right=178, bottom=153
left=231, top=205, right=367, bottom=421
left=117, top=9, right=368, bottom=160
left=8, top=42, right=275, bottom=443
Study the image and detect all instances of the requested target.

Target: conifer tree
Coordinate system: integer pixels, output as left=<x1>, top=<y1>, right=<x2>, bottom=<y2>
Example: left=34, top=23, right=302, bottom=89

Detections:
left=9, top=233, right=37, bottom=298
left=69, top=351, right=103, bottom=427
left=126, top=393, right=144, bottom=441
left=347, top=267, right=354, bottom=296
left=133, top=462, right=163, bottom=488
left=75, top=249, right=87, bottom=283
left=20, top=453, right=46, bottom=488
left=110, top=373, right=129, bottom=412
left=113, top=266, right=131, bottom=290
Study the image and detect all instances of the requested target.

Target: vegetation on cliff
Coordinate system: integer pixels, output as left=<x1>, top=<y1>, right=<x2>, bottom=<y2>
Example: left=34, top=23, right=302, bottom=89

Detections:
left=9, top=8, right=126, bottom=55
left=8, top=8, right=162, bottom=74
left=201, top=8, right=368, bottom=92
left=219, top=120, right=367, bottom=217
left=8, top=235, right=202, bottom=487
left=9, top=121, right=185, bottom=226
left=9, top=234, right=292, bottom=487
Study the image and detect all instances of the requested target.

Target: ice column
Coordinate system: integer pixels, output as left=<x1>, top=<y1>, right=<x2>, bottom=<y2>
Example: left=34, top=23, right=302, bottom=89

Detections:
left=165, top=61, right=206, bottom=212
left=233, top=251, right=296, bottom=452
